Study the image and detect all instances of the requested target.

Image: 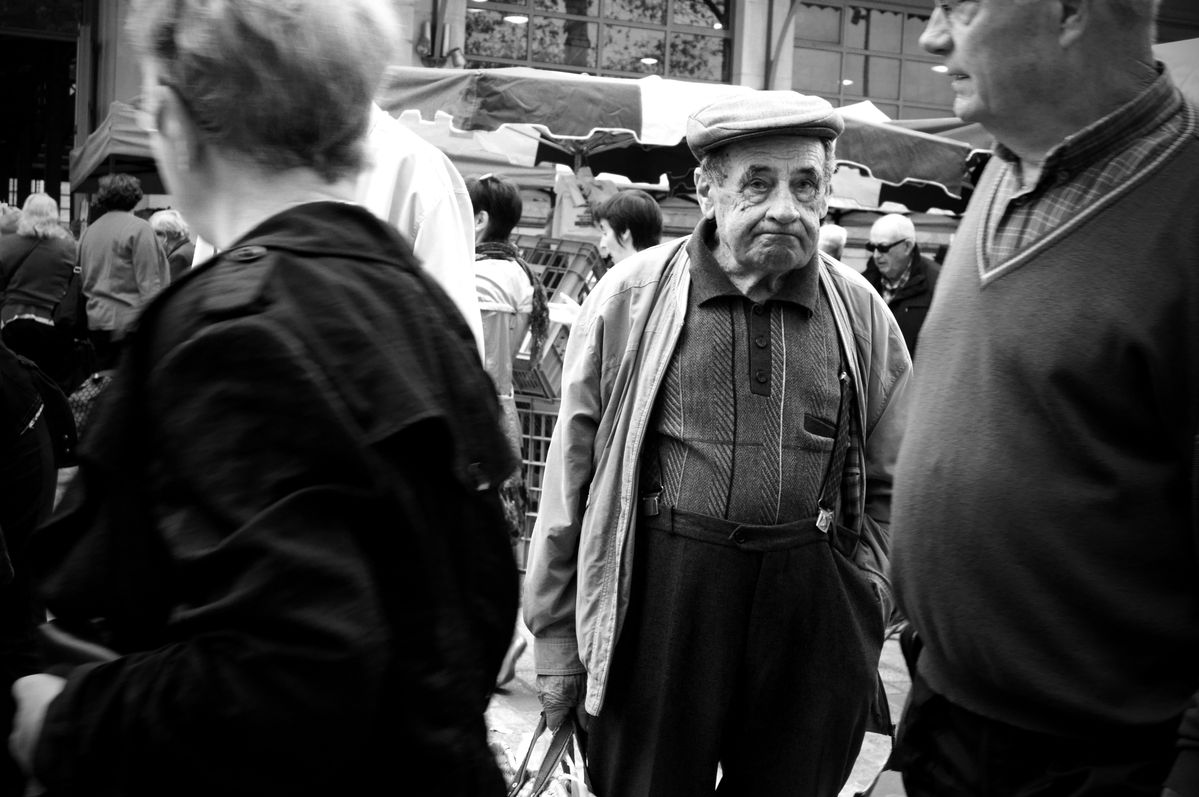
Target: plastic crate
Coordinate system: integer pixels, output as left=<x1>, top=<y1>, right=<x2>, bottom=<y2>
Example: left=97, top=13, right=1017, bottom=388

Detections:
left=512, top=235, right=608, bottom=305
left=511, top=322, right=569, bottom=398
left=513, top=394, right=561, bottom=572
left=510, top=236, right=607, bottom=399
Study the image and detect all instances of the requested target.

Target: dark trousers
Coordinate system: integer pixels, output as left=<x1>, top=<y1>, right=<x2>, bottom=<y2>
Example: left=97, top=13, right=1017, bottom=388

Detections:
left=893, top=661, right=1178, bottom=797
left=89, top=328, right=122, bottom=372
left=588, top=507, right=886, bottom=797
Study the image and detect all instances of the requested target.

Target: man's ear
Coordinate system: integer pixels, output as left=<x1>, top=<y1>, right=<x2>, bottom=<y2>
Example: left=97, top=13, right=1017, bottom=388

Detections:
left=618, top=229, right=634, bottom=249
left=695, top=167, right=717, bottom=220
left=156, top=85, right=205, bottom=175
left=474, top=210, right=489, bottom=236
left=1057, top=0, right=1089, bottom=46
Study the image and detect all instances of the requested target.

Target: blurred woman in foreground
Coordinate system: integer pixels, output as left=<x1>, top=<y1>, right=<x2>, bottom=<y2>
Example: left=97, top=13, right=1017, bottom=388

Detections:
left=9, top=2, right=518, bottom=795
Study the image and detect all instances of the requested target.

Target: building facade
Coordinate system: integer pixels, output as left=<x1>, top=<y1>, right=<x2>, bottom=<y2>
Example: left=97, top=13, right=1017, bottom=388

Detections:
left=1, top=0, right=1196, bottom=212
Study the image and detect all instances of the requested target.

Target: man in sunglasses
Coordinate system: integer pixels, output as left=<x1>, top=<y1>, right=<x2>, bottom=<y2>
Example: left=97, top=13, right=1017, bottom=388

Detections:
left=888, top=0, right=1199, bottom=795
left=862, top=214, right=940, bottom=360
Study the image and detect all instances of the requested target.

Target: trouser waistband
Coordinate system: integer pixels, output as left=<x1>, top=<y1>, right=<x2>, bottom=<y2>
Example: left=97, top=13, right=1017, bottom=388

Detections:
left=640, top=503, right=856, bottom=555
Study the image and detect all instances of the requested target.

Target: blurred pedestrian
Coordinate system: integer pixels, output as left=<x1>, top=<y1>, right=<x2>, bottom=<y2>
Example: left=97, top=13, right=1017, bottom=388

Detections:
left=0, top=205, right=20, bottom=237
left=593, top=189, right=663, bottom=264
left=76, top=173, right=168, bottom=370
left=468, top=174, right=549, bottom=532
left=148, top=209, right=194, bottom=282
left=862, top=214, right=939, bottom=359
left=889, top=1, right=1199, bottom=795
left=0, top=193, right=82, bottom=392
left=357, top=103, right=486, bottom=359
left=10, top=2, right=519, bottom=795
left=524, top=91, right=912, bottom=796
left=467, top=173, right=549, bottom=689
left=818, top=222, right=847, bottom=260
left=0, top=340, right=57, bottom=797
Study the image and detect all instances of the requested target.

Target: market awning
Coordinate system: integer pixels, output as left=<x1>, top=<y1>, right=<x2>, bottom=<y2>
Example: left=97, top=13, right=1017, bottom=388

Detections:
left=68, top=100, right=163, bottom=194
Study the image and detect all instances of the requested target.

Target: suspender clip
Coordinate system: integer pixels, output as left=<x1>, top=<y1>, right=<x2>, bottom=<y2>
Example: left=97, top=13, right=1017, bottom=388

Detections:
left=641, top=493, right=661, bottom=517
left=817, top=507, right=834, bottom=533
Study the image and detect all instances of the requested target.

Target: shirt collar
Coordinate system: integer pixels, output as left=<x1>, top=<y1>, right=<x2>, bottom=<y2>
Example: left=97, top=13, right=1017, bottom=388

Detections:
left=880, top=261, right=914, bottom=291
left=994, top=61, right=1181, bottom=185
left=685, top=218, right=820, bottom=313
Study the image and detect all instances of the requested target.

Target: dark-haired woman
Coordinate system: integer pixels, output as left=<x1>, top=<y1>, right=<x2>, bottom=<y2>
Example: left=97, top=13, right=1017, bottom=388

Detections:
left=467, top=174, right=549, bottom=687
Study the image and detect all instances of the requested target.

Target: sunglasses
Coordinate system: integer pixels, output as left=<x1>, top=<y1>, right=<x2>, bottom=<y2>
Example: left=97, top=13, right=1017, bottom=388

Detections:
left=866, top=240, right=909, bottom=254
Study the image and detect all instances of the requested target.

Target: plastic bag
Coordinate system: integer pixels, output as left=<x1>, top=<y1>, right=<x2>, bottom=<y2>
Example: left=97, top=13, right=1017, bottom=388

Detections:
left=507, top=713, right=593, bottom=797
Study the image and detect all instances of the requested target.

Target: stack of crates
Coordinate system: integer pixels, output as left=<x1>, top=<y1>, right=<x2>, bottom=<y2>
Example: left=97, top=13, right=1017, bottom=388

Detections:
left=510, top=235, right=607, bottom=399
left=509, top=235, right=607, bottom=571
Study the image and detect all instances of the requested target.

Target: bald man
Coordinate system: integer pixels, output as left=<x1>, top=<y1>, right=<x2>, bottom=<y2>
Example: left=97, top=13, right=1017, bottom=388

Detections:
left=862, top=213, right=939, bottom=359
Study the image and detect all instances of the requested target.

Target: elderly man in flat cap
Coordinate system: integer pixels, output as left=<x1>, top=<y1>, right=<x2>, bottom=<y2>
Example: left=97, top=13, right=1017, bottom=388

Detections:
left=523, top=91, right=913, bottom=796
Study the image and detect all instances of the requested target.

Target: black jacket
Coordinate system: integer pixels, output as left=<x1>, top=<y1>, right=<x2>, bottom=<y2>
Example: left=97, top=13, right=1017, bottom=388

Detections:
left=29, top=202, right=518, bottom=796
left=864, top=246, right=941, bottom=359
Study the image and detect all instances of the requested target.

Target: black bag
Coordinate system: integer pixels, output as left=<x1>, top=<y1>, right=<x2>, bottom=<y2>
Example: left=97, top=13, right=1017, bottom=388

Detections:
left=51, top=263, right=88, bottom=333
left=14, top=352, right=78, bottom=467
left=52, top=263, right=97, bottom=394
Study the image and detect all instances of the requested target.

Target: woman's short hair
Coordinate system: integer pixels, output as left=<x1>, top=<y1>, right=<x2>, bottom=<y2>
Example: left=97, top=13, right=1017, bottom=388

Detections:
left=149, top=208, right=191, bottom=240
left=594, top=190, right=663, bottom=252
left=96, top=173, right=144, bottom=212
left=17, top=193, right=71, bottom=241
left=127, top=0, right=400, bottom=184
left=466, top=175, right=523, bottom=243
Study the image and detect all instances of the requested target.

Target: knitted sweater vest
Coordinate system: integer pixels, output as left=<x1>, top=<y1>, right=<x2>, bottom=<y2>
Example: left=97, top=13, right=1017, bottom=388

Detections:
left=890, top=101, right=1199, bottom=735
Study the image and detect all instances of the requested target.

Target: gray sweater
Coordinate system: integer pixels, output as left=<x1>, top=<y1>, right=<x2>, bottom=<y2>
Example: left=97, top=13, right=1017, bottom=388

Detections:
left=890, top=101, right=1199, bottom=788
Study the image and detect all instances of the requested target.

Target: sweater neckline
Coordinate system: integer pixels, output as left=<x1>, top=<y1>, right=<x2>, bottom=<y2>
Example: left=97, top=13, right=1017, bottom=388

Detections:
left=975, top=101, right=1195, bottom=287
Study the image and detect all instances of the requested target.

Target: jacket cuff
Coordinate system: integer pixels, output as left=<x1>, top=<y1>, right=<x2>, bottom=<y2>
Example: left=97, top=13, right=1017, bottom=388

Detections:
left=533, top=636, right=586, bottom=676
left=1167, top=748, right=1199, bottom=797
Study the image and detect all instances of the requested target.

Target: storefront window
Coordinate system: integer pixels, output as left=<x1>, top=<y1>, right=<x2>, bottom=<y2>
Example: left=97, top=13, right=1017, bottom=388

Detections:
left=465, top=9, right=530, bottom=60
left=842, top=53, right=900, bottom=99
left=466, top=0, right=731, bottom=81
left=793, top=1, right=954, bottom=118
left=533, top=16, right=598, bottom=67
left=793, top=48, right=842, bottom=94
left=845, top=6, right=902, bottom=53
left=669, top=32, right=730, bottom=81
left=601, top=24, right=665, bottom=73
left=795, top=3, right=842, bottom=43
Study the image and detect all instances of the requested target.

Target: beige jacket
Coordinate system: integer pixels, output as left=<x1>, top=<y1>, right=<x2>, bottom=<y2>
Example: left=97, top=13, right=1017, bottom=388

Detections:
left=523, top=236, right=913, bottom=716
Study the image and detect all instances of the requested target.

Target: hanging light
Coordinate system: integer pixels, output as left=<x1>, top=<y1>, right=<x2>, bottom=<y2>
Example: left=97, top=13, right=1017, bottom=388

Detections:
left=931, top=64, right=949, bottom=73
left=503, top=14, right=529, bottom=23
left=640, top=56, right=659, bottom=65
left=842, top=79, right=854, bottom=85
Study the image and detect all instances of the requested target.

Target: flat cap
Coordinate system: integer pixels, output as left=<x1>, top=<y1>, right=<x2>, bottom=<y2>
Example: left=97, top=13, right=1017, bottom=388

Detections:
left=686, top=91, right=844, bottom=158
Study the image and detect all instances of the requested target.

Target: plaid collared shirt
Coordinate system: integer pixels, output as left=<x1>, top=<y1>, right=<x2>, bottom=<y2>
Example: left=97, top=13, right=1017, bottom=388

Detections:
left=878, top=262, right=913, bottom=304
left=982, top=64, right=1184, bottom=271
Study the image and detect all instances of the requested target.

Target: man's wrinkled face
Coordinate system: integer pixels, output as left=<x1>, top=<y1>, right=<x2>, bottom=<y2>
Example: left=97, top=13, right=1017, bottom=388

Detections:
left=698, top=135, right=829, bottom=283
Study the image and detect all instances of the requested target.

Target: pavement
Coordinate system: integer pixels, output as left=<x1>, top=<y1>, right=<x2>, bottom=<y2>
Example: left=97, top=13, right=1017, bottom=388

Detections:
left=486, top=623, right=911, bottom=796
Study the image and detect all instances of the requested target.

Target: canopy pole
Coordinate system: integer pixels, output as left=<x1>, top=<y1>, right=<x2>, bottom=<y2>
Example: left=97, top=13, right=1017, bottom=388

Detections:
left=766, top=0, right=801, bottom=90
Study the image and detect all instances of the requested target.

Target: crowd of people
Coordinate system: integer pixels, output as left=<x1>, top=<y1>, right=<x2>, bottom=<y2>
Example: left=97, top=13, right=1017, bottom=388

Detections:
left=0, top=0, right=1195, bottom=795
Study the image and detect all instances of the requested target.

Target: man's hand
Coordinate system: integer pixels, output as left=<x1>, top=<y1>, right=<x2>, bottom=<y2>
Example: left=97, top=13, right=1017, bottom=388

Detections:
left=10, top=673, right=66, bottom=774
left=535, top=673, right=587, bottom=732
